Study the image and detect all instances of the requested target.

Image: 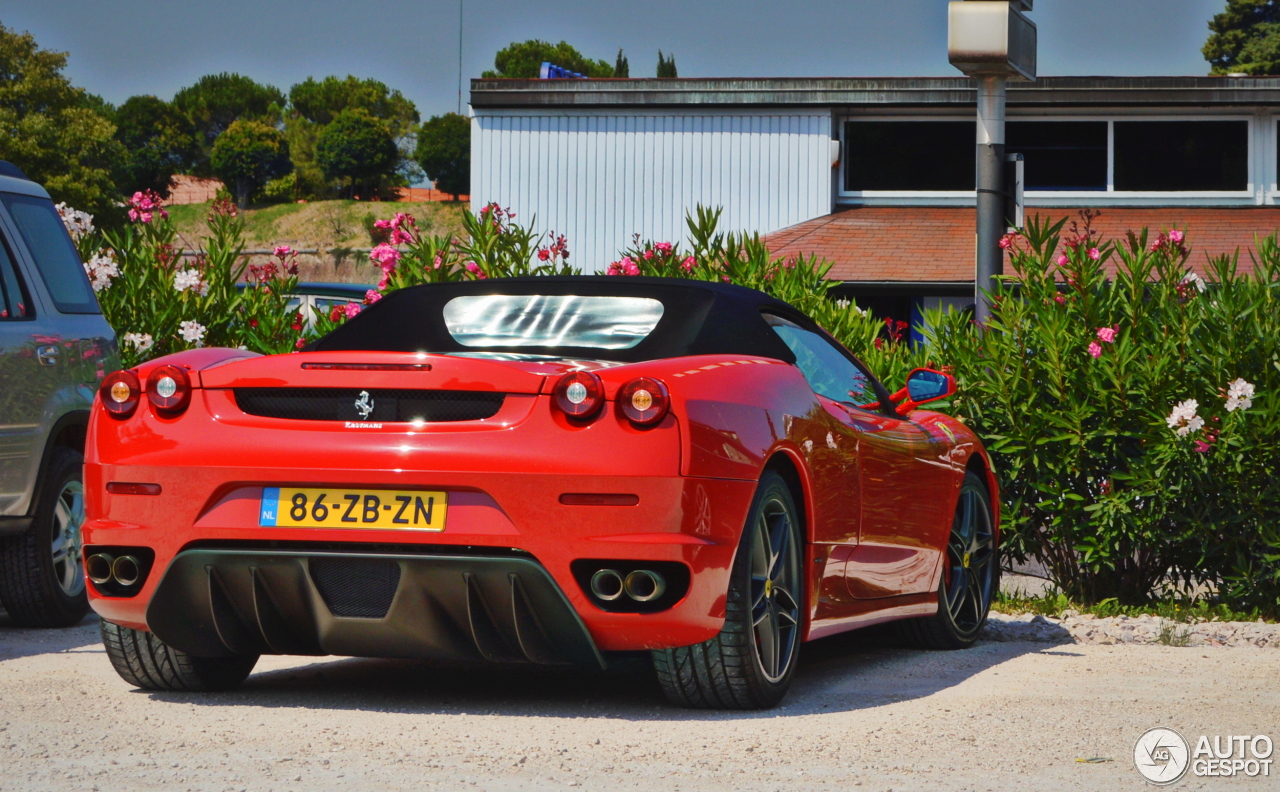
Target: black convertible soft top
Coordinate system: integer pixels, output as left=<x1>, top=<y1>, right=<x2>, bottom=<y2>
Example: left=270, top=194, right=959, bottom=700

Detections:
left=308, top=277, right=803, bottom=364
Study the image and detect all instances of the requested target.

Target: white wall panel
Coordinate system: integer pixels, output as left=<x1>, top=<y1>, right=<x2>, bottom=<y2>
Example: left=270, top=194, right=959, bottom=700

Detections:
left=471, top=110, right=832, bottom=271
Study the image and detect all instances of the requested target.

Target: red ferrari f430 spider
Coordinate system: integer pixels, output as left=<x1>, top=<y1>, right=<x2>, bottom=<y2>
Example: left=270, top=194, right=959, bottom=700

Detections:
left=85, top=278, right=998, bottom=709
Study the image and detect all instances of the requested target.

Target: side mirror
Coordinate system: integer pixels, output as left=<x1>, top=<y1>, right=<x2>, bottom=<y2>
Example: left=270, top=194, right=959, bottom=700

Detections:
left=900, top=368, right=956, bottom=411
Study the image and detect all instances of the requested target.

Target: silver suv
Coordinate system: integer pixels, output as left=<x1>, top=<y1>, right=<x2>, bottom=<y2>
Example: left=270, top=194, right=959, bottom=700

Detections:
left=0, top=162, right=118, bottom=627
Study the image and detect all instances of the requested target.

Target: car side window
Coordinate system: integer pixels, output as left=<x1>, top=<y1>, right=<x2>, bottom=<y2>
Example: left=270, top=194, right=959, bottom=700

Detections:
left=0, top=230, right=31, bottom=320
left=0, top=193, right=99, bottom=314
left=764, top=314, right=879, bottom=407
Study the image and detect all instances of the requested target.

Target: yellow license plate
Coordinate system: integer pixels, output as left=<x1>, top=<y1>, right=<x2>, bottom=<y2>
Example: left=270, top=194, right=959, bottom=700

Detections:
left=259, top=487, right=447, bottom=531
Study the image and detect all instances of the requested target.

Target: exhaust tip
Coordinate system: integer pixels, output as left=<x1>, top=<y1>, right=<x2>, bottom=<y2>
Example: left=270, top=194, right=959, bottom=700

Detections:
left=86, top=553, right=115, bottom=585
left=112, top=556, right=142, bottom=587
left=589, top=569, right=625, bottom=601
left=624, top=570, right=667, bottom=603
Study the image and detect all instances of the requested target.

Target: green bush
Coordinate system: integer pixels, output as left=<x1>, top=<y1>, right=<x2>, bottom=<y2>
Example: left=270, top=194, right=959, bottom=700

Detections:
left=928, top=213, right=1280, bottom=611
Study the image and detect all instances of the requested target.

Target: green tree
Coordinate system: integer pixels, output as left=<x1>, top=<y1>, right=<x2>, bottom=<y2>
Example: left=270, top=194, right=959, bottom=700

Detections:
left=614, top=49, right=630, bottom=78
left=210, top=119, right=291, bottom=206
left=415, top=113, right=470, bottom=200
left=173, top=73, right=285, bottom=150
left=314, top=108, right=397, bottom=199
left=481, top=40, right=613, bottom=78
left=1204, top=0, right=1280, bottom=74
left=657, top=51, right=679, bottom=78
left=113, top=95, right=201, bottom=197
left=0, top=24, right=125, bottom=220
left=289, top=75, right=418, bottom=136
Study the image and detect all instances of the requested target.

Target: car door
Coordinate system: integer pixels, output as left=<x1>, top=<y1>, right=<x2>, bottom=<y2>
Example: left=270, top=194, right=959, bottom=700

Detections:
left=0, top=224, right=45, bottom=516
left=840, top=405, right=953, bottom=598
left=0, top=192, right=110, bottom=517
left=763, top=312, right=953, bottom=600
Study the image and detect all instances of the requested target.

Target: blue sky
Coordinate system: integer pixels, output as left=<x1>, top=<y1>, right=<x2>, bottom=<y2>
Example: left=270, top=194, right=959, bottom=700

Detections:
left=1, top=0, right=1228, bottom=120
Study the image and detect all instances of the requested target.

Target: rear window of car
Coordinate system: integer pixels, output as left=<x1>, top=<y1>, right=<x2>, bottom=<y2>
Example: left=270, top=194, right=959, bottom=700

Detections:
left=442, top=294, right=664, bottom=350
left=0, top=193, right=99, bottom=314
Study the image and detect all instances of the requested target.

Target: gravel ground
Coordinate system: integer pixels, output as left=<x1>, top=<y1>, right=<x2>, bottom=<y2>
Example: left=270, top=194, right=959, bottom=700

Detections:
left=983, top=612, right=1280, bottom=648
left=2, top=613, right=1278, bottom=792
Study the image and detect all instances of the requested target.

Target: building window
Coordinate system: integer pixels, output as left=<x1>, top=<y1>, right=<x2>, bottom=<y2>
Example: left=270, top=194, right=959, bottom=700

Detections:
left=1113, top=121, right=1248, bottom=192
left=842, top=117, right=1252, bottom=197
left=843, top=121, right=973, bottom=192
left=1006, top=121, right=1108, bottom=191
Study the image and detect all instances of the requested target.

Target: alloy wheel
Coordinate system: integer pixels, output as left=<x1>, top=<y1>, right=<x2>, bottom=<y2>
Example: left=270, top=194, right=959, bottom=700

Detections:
left=943, top=482, right=995, bottom=635
left=50, top=481, right=86, bottom=597
left=749, top=496, right=800, bottom=682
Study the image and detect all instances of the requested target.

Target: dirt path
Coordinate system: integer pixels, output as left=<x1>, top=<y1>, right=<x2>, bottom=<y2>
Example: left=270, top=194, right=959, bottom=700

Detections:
left=1, top=614, right=1276, bottom=791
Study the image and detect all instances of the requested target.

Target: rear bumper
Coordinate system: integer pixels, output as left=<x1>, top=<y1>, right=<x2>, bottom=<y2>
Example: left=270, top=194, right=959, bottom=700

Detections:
left=146, top=548, right=605, bottom=667
left=85, top=469, right=757, bottom=652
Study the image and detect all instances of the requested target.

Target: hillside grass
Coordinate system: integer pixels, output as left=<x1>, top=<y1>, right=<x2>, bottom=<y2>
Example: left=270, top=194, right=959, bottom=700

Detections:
left=168, top=199, right=469, bottom=251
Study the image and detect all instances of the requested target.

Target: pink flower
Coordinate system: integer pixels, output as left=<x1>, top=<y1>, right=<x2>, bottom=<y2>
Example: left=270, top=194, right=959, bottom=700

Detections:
left=390, top=230, right=413, bottom=245
left=1169, top=229, right=1184, bottom=245
left=999, top=236, right=1012, bottom=250
left=655, top=242, right=673, bottom=254
left=537, top=249, right=551, bottom=261
left=342, top=303, right=362, bottom=319
left=643, top=249, right=654, bottom=260
left=1087, top=341, right=1103, bottom=359
left=274, top=245, right=294, bottom=257
left=1193, top=440, right=1211, bottom=454
left=1096, top=326, right=1117, bottom=343
left=295, top=337, right=306, bottom=350
left=432, top=255, right=443, bottom=270
left=139, top=211, right=152, bottom=224
left=373, top=219, right=393, bottom=230
left=1088, top=248, right=1101, bottom=260
left=622, top=257, right=640, bottom=276
left=128, top=209, right=139, bottom=222
left=364, top=289, right=383, bottom=304
left=1054, top=294, right=1066, bottom=305
left=369, top=244, right=402, bottom=273
left=1057, top=254, right=1069, bottom=266
left=681, top=256, right=695, bottom=273
left=606, top=261, right=622, bottom=276
left=464, top=261, right=487, bottom=279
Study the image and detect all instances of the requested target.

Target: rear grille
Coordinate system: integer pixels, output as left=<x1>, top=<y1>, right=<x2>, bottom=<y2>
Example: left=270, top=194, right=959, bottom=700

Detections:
left=309, top=557, right=401, bottom=618
left=233, top=388, right=505, bottom=422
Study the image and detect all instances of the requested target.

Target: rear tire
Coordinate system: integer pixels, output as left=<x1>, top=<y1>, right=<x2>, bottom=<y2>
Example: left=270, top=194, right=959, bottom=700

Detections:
left=100, top=620, right=258, bottom=692
left=0, top=447, right=89, bottom=627
left=652, top=470, right=802, bottom=709
left=897, top=471, right=998, bottom=650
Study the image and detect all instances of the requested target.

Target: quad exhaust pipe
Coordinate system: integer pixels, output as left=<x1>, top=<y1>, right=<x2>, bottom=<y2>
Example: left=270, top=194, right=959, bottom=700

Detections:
left=86, top=553, right=144, bottom=587
left=589, top=568, right=666, bottom=603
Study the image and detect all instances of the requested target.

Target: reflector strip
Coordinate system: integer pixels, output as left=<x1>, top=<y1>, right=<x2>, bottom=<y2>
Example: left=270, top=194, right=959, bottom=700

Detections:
left=559, top=494, right=640, bottom=506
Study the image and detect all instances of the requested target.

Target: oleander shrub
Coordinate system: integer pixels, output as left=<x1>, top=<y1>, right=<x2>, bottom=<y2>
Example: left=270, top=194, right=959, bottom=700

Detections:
left=927, top=213, right=1280, bottom=611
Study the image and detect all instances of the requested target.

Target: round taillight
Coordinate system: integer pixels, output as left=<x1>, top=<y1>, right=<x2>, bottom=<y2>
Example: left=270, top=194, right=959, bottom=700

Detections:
left=553, top=371, right=604, bottom=419
left=99, top=370, right=141, bottom=418
left=146, top=365, right=192, bottom=413
left=619, top=377, right=670, bottom=427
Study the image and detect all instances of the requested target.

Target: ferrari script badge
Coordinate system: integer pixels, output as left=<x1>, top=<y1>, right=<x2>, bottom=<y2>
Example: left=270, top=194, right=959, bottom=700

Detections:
left=354, top=390, right=374, bottom=419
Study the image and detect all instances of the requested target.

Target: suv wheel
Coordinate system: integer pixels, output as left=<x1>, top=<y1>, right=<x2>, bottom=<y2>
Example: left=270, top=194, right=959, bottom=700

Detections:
left=0, top=447, right=90, bottom=627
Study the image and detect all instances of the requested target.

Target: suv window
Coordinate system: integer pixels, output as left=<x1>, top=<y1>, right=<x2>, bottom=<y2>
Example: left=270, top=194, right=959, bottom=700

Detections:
left=765, top=314, right=879, bottom=407
left=0, top=193, right=99, bottom=314
left=0, top=231, right=31, bottom=319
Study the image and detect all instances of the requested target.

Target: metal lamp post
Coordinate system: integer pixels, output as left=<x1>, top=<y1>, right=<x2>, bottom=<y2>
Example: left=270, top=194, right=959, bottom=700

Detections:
left=948, top=1, right=1037, bottom=324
